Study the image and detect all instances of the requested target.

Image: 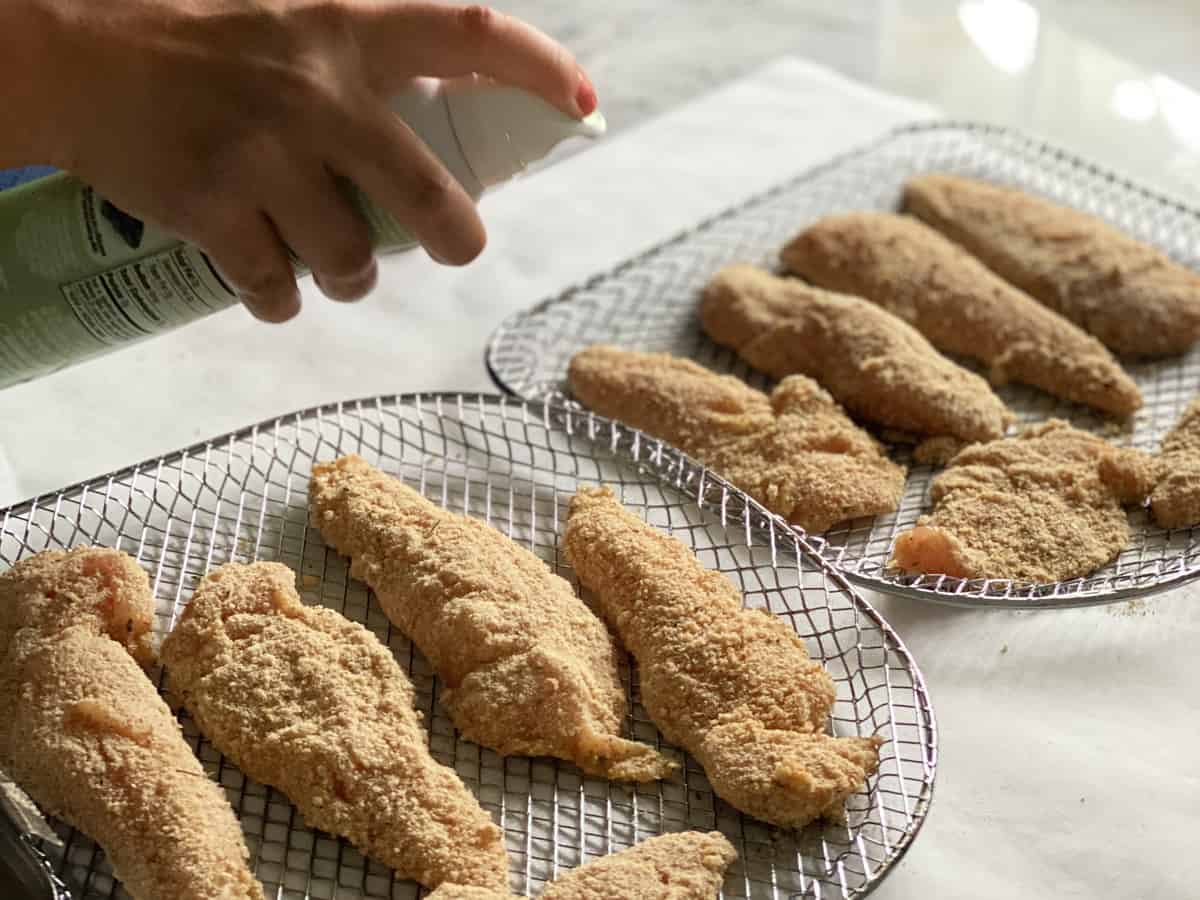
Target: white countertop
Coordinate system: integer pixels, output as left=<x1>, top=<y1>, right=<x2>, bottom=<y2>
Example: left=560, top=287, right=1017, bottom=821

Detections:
left=2, top=58, right=1196, bottom=900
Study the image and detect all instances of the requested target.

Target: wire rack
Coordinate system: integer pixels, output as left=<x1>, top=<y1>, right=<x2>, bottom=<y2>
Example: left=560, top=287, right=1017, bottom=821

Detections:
left=485, top=121, right=1200, bottom=608
left=0, top=392, right=935, bottom=900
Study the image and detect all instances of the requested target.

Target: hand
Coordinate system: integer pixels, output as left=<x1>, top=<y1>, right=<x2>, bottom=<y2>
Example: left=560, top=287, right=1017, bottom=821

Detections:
left=15, top=1, right=596, bottom=321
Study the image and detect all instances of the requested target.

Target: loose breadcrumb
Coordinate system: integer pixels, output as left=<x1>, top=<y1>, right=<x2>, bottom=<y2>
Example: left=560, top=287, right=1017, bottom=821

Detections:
left=565, top=487, right=882, bottom=828
left=160, top=562, right=508, bottom=890
left=780, top=212, right=1143, bottom=417
left=891, top=421, right=1145, bottom=582
left=309, top=456, right=673, bottom=782
left=0, top=548, right=262, bottom=900
left=567, top=346, right=905, bottom=533
left=701, top=264, right=1012, bottom=443
left=427, top=831, right=737, bottom=900
left=904, top=174, right=1200, bottom=357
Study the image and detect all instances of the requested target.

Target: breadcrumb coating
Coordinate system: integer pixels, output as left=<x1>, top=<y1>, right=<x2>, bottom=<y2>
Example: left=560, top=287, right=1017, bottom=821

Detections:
left=904, top=173, right=1200, bottom=357
left=564, top=487, right=882, bottom=828
left=892, top=421, right=1145, bottom=582
left=540, top=831, right=735, bottom=900
left=427, top=831, right=736, bottom=900
left=1104, top=398, right=1200, bottom=528
left=0, top=548, right=262, bottom=900
left=701, top=264, right=1012, bottom=443
left=309, top=456, right=673, bottom=782
left=781, top=212, right=1143, bottom=417
left=567, top=346, right=905, bottom=533
left=1097, top=446, right=1160, bottom=505
left=160, top=562, right=507, bottom=890
left=1151, top=398, right=1200, bottom=528
left=426, top=888, right=519, bottom=900
left=912, top=436, right=966, bottom=467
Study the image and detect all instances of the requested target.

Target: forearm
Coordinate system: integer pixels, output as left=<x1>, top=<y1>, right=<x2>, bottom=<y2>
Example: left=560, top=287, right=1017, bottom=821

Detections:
left=0, top=0, right=67, bottom=167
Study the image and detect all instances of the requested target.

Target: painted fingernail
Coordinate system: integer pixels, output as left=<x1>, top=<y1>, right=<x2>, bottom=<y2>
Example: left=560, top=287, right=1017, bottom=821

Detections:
left=575, top=69, right=598, bottom=116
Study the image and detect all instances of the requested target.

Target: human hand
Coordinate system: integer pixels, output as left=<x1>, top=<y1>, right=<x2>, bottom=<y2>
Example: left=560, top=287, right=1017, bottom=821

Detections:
left=16, top=1, right=595, bottom=321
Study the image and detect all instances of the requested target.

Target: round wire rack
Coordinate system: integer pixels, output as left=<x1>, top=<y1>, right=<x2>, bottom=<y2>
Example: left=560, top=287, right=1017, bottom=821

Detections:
left=485, top=121, right=1200, bottom=608
left=0, top=392, right=936, bottom=900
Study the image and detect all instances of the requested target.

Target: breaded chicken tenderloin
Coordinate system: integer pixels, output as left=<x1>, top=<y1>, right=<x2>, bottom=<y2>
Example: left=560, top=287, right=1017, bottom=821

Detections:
left=160, top=562, right=507, bottom=890
left=701, top=264, right=1012, bottom=447
left=0, top=548, right=263, bottom=900
left=568, top=346, right=905, bottom=533
left=564, top=487, right=882, bottom=828
left=892, top=421, right=1147, bottom=582
left=310, top=456, right=673, bottom=782
left=781, top=212, right=1143, bottom=417
left=904, top=173, right=1200, bottom=357
left=427, top=831, right=736, bottom=900
left=1104, top=397, right=1200, bottom=529
left=1149, top=398, right=1200, bottom=528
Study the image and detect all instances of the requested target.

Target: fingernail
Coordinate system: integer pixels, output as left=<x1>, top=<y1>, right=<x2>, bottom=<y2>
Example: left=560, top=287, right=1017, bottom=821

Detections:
left=317, top=264, right=377, bottom=302
left=245, top=292, right=300, bottom=323
left=575, top=69, right=598, bottom=117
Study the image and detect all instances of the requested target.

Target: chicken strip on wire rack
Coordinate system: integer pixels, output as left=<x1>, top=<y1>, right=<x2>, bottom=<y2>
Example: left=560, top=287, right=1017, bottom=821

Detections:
left=566, top=345, right=906, bottom=534
left=309, top=455, right=675, bottom=783
left=891, top=420, right=1152, bottom=583
left=1103, top=396, right=1200, bottom=530
left=1147, top=398, right=1200, bottom=528
left=0, top=547, right=263, bottom=900
left=903, top=173, right=1200, bottom=358
left=701, top=263, right=1013, bottom=456
left=780, top=212, right=1143, bottom=418
left=159, top=561, right=509, bottom=891
left=564, top=487, right=882, bottom=829
left=427, top=830, right=737, bottom=900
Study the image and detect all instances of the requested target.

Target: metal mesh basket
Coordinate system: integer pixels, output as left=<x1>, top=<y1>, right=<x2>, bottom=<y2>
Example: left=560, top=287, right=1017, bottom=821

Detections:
left=485, top=121, right=1200, bottom=607
left=0, top=393, right=935, bottom=900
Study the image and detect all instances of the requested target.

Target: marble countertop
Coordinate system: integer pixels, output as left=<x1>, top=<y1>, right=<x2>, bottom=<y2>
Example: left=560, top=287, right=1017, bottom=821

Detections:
left=510, top=0, right=1200, bottom=204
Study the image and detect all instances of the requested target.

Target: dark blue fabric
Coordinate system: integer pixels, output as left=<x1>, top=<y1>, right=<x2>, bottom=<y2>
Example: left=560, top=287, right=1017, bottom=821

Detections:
left=0, top=166, right=56, bottom=190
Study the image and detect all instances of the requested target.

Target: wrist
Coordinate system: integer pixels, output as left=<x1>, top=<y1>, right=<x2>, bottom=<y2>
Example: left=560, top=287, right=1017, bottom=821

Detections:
left=0, top=0, right=73, bottom=168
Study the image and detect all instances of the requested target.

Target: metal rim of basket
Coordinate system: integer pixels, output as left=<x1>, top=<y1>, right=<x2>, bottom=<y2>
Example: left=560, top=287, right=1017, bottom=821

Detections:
left=482, top=120, right=1200, bottom=609
left=0, top=391, right=938, bottom=900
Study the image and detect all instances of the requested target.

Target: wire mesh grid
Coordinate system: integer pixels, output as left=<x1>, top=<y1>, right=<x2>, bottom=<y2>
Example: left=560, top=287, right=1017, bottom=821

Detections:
left=0, top=392, right=935, bottom=900
left=485, top=121, right=1200, bottom=607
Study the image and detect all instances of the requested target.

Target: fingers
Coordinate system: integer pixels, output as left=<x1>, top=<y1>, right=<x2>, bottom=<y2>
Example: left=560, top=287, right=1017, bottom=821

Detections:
left=358, top=3, right=594, bottom=118
left=264, top=164, right=378, bottom=302
left=340, top=100, right=486, bottom=265
left=197, top=213, right=301, bottom=323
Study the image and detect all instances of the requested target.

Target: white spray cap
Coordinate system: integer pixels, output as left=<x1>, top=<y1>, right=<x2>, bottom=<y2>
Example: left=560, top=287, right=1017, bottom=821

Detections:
left=444, top=82, right=606, bottom=188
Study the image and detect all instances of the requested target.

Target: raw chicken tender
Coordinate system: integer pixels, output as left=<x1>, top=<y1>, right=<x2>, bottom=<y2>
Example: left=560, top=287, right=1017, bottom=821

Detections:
left=0, top=548, right=262, bottom=900
left=565, top=487, right=881, bottom=828
left=904, top=173, right=1200, bottom=356
left=427, top=831, right=736, bottom=900
left=568, top=346, right=905, bottom=533
left=161, top=562, right=508, bottom=890
left=892, top=421, right=1147, bottom=582
left=701, top=263, right=1012, bottom=444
